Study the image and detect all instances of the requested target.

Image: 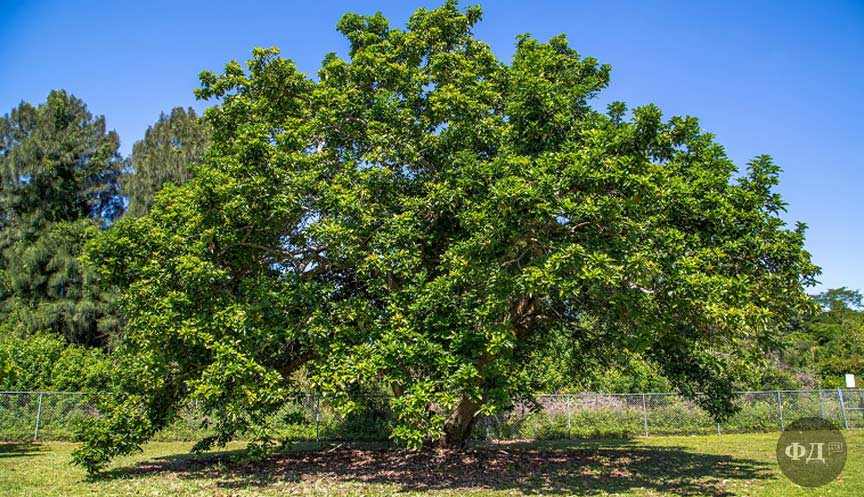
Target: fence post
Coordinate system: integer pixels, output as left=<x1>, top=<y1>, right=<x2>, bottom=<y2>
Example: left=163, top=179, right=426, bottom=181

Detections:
left=838, top=388, right=849, bottom=430
left=315, top=392, right=321, bottom=446
left=641, top=394, right=649, bottom=437
left=567, top=395, right=572, bottom=440
left=33, top=392, right=44, bottom=442
left=818, top=388, right=825, bottom=419
left=776, top=390, right=784, bottom=432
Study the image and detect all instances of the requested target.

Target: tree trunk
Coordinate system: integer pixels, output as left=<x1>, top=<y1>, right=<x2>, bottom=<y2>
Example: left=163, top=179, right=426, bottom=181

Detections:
left=438, top=395, right=480, bottom=448
left=436, top=298, right=539, bottom=448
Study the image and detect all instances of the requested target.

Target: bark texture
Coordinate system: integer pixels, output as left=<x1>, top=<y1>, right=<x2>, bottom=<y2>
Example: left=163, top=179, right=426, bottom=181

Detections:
left=438, top=396, right=481, bottom=448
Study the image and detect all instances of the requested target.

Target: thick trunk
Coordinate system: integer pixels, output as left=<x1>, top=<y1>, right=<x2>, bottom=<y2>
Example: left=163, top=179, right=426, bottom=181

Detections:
left=438, top=395, right=480, bottom=448
left=437, top=298, right=540, bottom=448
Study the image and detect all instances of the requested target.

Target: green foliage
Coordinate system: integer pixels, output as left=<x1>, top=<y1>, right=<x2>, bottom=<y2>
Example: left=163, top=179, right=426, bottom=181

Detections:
left=0, top=91, right=123, bottom=347
left=590, top=358, right=672, bottom=394
left=50, top=345, right=111, bottom=392
left=0, top=90, right=124, bottom=229
left=519, top=327, right=672, bottom=393
left=76, top=1, right=818, bottom=473
left=72, top=399, right=153, bottom=473
left=785, top=288, right=864, bottom=387
left=0, top=333, right=108, bottom=391
left=123, top=107, right=210, bottom=217
left=0, top=333, right=65, bottom=390
left=1, top=220, right=118, bottom=346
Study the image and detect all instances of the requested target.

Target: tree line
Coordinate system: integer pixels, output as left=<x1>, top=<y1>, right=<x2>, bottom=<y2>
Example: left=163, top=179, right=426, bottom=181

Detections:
left=0, top=1, right=859, bottom=475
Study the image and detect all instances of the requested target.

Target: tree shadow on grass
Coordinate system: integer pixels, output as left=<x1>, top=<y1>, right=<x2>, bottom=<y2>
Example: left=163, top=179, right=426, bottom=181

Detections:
left=0, top=442, right=46, bottom=459
left=101, top=439, right=772, bottom=496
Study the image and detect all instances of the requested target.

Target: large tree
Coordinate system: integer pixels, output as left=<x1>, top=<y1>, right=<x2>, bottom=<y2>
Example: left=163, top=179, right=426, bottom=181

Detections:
left=0, top=90, right=123, bottom=346
left=123, top=107, right=210, bottom=217
left=75, top=2, right=818, bottom=472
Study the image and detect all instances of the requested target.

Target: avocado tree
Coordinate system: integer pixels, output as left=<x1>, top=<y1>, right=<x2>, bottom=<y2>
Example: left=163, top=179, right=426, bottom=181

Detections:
left=75, top=1, right=818, bottom=473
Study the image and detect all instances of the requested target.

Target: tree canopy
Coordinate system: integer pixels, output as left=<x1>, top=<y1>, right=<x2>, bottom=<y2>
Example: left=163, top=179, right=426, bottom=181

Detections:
left=0, top=90, right=123, bottom=229
left=74, top=1, right=818, bottom=473
left=123, top=107, right=210, bottom=217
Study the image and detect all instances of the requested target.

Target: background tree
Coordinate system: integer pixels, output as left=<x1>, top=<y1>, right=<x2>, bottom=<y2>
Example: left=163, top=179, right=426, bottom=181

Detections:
left=1, top=220, right=118, bottom=346
left=783, top=288, right=864, bottom=386
left=0, top=90, right=124, bottom=231
left=123, top=107, right=210, bottom=217
left=0, top=90, right=123, bottom=347
left=75, top=2, right=818, bottom=473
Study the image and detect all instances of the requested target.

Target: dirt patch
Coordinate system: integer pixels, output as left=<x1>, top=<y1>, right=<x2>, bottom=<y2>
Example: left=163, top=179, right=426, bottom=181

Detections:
left=106, top=440, right=770, bottom=496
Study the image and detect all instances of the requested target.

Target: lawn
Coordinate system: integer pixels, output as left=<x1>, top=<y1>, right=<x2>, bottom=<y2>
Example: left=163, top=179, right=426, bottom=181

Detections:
left=1, top=432, right=861, bottom=496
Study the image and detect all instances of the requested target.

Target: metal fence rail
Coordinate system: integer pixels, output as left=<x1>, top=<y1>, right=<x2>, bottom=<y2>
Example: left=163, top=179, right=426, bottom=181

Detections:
left=2, top=388, right=862, bottom=442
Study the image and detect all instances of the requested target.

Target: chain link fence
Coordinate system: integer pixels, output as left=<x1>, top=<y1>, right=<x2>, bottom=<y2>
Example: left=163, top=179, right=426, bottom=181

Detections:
left=482, top=389, right=864, bottom=440
left=0, top=391, right=95, bottom=441
left=2, top=389, right=862, bottom=442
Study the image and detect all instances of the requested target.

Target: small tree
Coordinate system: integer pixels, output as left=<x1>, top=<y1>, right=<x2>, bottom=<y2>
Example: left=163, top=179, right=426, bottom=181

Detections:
left=76, top=1, right=818, bottom=473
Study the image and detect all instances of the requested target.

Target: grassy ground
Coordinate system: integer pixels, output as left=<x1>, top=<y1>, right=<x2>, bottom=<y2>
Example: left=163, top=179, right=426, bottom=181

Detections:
left=1, top=432, right=861, bottom=496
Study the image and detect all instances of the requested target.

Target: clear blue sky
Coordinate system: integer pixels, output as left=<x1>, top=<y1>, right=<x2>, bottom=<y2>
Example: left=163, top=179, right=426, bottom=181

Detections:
left=2, top=0, right=862, bottom=293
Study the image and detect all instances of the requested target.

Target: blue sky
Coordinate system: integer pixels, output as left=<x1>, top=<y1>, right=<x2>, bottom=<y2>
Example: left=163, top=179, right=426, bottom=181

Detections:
left=1, top=0, right=862, bottom=293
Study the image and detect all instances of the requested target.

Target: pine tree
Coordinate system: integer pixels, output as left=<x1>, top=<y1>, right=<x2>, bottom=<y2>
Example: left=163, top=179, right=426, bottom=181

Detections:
left=0, top=90, right=123, bottom=347
left=0, top=90, right=123, bottom=232
left=123, top=107, right=209, bottom=217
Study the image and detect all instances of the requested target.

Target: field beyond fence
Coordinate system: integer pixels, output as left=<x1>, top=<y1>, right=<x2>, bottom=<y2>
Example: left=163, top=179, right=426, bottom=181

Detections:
left=2, top=389, right=863, bottom=443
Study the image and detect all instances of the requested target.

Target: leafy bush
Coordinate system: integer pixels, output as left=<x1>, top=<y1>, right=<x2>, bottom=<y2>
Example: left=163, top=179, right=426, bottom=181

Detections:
left=0, top=333, right=65, bottom=390
left=0, top=333, right=109, bottom=392
left=51, top=346, right=111, bottom=392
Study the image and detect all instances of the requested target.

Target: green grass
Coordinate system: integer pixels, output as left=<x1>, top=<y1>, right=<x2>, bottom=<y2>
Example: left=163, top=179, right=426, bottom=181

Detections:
left=1, top=432, right=862, bottom=496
